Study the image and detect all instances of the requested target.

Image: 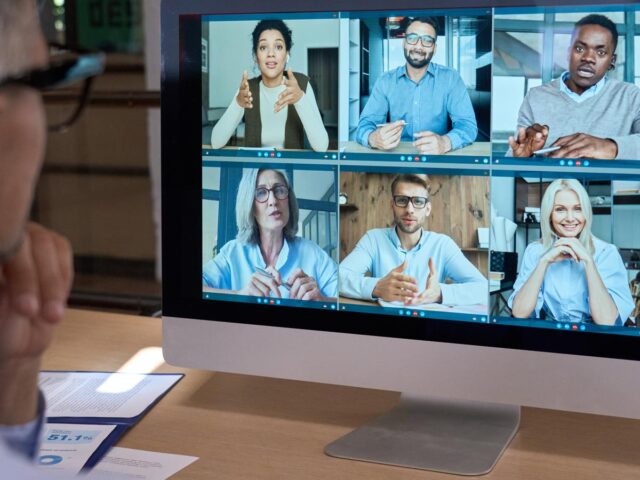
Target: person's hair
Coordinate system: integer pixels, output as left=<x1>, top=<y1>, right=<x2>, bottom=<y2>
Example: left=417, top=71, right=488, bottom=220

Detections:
left=251, top=20, right=293, bottom=56
left=0, top=0, right=41, bottom=78
left=235, top=168, right=299, bottom=245
left=539, top=178, right=594, bottom=255
left=391, top=174, right=430, bottom=198
left=574, top=14, right=618, bottom=53
left=405, top=16, right=439, bottom=37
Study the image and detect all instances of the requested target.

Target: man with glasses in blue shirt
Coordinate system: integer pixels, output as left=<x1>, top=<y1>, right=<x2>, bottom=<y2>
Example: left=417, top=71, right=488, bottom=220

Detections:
left=0, top=1, right=104, bottom=476
left=356, top=17, right=478, bottom=155
left=339, top=174, right=486, bottom=306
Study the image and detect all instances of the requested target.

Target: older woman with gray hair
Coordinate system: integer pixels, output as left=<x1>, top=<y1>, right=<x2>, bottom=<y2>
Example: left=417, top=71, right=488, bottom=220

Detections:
left=508, top=178, right=633, bottom=326
left=203, top=168, right=337, bottom=300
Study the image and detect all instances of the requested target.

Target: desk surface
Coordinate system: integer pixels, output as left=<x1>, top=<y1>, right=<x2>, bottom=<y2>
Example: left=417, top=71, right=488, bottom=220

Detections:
left=43, top=309, right=640, bottom=479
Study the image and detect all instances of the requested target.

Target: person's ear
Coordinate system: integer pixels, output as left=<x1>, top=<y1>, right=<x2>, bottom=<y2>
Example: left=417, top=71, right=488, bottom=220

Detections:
left=609, top=54, right=617, bottom=70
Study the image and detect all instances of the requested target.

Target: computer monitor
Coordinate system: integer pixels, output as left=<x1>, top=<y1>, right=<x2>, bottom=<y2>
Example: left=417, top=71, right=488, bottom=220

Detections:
left=162, top=0, right=640, bottom=474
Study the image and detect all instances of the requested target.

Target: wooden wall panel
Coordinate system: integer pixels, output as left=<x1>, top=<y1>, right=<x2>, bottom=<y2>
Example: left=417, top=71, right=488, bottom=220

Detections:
left=340, top=172, right=489, bottom=275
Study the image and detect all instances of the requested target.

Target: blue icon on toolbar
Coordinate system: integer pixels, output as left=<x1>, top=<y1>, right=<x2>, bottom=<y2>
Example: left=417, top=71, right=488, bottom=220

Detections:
left=584, top=161, right=590, bottom=166
left=400, top=156, right=406, bottom=161
left=567, top=160, right=574, bottom=166
left=564, top=324, right=570, bottom=330
left=580, top=325, right=586, bottom=331
left=399, top=310, right=404, bottom=316
left=559, top=160, right=565, bottom=166
left=276, top=152, right=282, bottom=158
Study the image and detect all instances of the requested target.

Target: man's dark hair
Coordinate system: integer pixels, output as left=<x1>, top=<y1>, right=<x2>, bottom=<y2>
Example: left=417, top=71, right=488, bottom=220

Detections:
left=405, top=16, right=439, bottom=37
left=574, top=14, right=618, bottom=52
left=251, top=20, right=293, bottom=55
left=391, top=174, right=430, bottom=197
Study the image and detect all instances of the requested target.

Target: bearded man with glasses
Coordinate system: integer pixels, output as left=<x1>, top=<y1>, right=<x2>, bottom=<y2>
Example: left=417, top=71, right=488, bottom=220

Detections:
left=355, top=16, right=478, bottom=155
left=0, top=1, right=104, bottom=476
left=339, top=174, right=486, bottom=306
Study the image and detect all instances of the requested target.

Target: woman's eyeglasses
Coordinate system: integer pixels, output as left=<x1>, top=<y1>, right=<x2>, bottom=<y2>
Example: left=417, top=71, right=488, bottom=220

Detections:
left=0, top=44, right=105, bottom=133
left=255, top=185, right=289, bottom=203
left=393, top=195, right=429, bottom=209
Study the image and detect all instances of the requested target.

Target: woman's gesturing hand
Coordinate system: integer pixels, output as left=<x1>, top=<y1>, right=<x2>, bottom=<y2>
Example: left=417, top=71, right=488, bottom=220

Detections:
left=274, top=69, right=303, bottom=113
left=236, top=70, right=253, bottom=109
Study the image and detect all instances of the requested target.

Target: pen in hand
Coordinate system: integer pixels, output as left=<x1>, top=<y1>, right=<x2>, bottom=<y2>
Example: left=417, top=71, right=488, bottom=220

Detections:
left=255, top=266, right=291, bottom=290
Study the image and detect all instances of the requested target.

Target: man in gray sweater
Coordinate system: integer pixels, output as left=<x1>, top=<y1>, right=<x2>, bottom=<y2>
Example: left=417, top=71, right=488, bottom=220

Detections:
left=508, top=14, right=640, bottom=161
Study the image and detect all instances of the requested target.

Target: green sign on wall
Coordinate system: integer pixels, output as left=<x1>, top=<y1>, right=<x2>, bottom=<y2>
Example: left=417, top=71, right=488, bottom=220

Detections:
left=76, top=0, right=143, bottom=53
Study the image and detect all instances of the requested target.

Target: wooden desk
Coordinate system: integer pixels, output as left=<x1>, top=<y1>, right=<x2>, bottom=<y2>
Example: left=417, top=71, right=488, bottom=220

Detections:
left=43, top=309, right=640, bottom=479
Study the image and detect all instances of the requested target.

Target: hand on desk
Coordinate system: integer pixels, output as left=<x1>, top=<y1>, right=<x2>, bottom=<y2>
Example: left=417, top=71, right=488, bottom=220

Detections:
left=413, top=131, right=451, bottom=155
left=508, top=124, right=548, bottom=157
left=240, top=266, right=324, bottom=301
left=548, top=133, right=617, bottom=159
left=368, top=121, right=404, bottom=150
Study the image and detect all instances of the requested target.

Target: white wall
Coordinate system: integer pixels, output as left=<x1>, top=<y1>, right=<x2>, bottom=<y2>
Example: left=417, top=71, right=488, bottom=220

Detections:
left=208, top=19, right=340, bottom=108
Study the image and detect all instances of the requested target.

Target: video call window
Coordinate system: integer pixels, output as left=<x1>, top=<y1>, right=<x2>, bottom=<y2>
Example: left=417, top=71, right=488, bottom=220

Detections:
left=490, top=170, right=640, bottom=335
left=201, top=15, right=340, bottom=156
left=202, top=161, right=338, bottom=309
left=492, top=6, right=640, bottom=161
left=338, top=169, right=490, bottom=321
left=340, top=10, right=492, bottom=159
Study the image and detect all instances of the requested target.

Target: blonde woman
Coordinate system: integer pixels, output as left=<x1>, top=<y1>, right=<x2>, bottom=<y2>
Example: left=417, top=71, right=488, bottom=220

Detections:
left=202, top=168, right=337, bottom=301
left=508, top=179, right=633, bottom=325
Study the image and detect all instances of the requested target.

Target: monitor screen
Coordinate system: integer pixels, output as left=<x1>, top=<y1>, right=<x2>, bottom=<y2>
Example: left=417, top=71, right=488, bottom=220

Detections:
left=162, top=1, right=640, bottom=472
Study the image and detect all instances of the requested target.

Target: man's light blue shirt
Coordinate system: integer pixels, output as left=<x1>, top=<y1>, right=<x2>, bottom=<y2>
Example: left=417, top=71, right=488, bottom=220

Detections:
left=559, top=71, right=607, bottom=103
left=508, top=237, right=634, bottom=324
left=339, top=228, right=487, bottom=306
left=203, top=236, right=338, bottom=298
left=355, top=63, right=478, bottom=150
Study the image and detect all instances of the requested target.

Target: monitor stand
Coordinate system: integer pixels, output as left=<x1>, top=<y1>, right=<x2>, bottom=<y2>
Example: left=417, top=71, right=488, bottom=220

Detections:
left=325, top=394, right=520, bottom=475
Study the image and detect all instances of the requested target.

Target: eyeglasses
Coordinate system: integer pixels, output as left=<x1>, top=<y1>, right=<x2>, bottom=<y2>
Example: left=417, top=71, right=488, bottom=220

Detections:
left=405, top=33, right=436, bottom=48
left=0, top=44, right=105, bottom=133
left=393, top=195, right=429, bottom=209
left=255, top=185, right=289, bottom=203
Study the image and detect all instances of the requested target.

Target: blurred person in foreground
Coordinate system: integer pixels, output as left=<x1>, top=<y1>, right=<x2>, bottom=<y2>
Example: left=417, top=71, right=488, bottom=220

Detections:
left=0, top=0, right=104, bottom=476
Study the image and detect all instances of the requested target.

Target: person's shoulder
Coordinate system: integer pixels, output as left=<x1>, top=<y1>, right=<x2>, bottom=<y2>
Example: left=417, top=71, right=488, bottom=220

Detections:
left=217, top=238, right=248, bottom=256
left=605, top=78, right=640, bottom=98
left=523, top=240, right=545, bottom=256
left=291, top=236, right=324, bottom=253
left=526, top=79, right=562, bottom=99
left=422, top=230, right=462, bottom=250
left=431, top=62, right=461, bottom=78
left=592, top=236, right=619, bottom=257
left=377, top=67, right=404, bottom=83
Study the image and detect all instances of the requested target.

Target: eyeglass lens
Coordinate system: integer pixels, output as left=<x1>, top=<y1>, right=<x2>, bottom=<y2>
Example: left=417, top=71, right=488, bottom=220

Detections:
left=255, top=185, right=289, bottom=202
left=405, top=33, right=435, bottom=47
left=394, top=195, right=428, bottom=208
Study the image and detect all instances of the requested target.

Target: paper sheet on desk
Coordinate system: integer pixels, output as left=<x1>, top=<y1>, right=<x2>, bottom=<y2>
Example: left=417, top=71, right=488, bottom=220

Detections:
left=378, top=300, right=488, bottom=315
left=37, top=423, right=116, bottom=476
left=39, top=371, right=182, bottom=419
left=92, top=447, right=198, bottom=479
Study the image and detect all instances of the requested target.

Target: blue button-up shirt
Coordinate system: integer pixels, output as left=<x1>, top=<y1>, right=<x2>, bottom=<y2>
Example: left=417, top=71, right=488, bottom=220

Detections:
left=203, top=236, right=338, bottom=298
left=356, top=63, right=478, bottom=150
left=508, top=236, right=634, bottom=324
left=339, top=228, right=487, bottom=306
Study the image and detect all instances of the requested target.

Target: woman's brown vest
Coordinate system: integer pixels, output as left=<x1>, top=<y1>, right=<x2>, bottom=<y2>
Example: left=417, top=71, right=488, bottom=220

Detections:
left=244, top=72, right=310, bottom=149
